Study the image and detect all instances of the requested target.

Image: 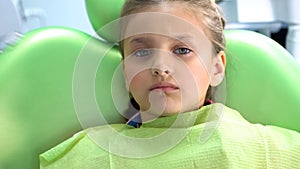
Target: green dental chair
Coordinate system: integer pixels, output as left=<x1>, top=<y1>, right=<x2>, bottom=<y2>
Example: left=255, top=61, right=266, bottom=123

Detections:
left=1, top=0, right=300, bottom=168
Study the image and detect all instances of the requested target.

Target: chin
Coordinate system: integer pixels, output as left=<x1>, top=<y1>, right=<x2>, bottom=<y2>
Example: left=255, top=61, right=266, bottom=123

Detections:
left=160, top=107, right=182, bottom=116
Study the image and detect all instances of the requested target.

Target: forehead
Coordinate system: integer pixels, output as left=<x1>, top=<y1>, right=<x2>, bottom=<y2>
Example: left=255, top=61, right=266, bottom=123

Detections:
left=120, top=4, right=209, bottom=43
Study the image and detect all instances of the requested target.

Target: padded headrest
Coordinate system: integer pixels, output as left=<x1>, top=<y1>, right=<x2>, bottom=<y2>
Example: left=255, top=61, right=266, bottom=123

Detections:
left=85, top=0, right=124, bottom=42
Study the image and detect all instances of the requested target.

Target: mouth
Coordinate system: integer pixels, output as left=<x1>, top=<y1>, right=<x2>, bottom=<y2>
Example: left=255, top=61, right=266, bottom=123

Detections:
left=149, top=82, right=179, bottom=92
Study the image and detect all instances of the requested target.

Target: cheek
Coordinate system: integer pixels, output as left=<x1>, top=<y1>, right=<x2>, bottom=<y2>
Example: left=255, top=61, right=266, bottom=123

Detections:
left=195, top=66, right=210, bottom=84
left=123, top=57, right=153, bottom=85
left=188, top=60, right=211, bottom=95
left=128, top=72, right=152, bottom=110
left=127, top=71, right=150, bottom=98
left=129, top=73, right=145, bottom=91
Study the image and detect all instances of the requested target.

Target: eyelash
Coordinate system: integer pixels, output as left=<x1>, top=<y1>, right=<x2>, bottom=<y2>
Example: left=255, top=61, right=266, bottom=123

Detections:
left=132, top=47, right=193, bottom=57
left=173, top=47, right=192, bottom=56
left=133, top=49, right=152, bottom=57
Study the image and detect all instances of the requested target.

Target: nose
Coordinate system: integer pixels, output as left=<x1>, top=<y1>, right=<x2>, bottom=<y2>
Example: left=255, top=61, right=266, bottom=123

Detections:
left=150, top=54, right=173, bottom=77
left=151, top=67, right=171, bottom=77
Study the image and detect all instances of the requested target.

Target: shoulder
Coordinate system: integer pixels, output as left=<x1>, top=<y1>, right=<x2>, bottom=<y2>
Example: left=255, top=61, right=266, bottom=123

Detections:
left=206, top=104, right=300, bottom=167
left=211, top=103, right=300, bottom=138
left=40, top=124, right=131, bottom=168
left=207, top=103, right=250, bottom=124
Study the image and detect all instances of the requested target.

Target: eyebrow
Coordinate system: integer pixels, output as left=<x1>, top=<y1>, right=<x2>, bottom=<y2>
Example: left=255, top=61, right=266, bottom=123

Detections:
left=129, top=37, right=149, bottom=45
left=129, top=34, right=195, bottom=44
left=173, top=34, right=194, bottom=41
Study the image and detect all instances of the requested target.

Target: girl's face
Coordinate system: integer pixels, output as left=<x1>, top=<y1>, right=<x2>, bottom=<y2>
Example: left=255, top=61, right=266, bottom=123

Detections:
left=122, top=3, right=225, bottom=121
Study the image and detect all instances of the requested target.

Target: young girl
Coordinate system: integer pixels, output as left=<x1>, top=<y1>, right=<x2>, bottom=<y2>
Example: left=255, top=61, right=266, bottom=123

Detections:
left=40, top=0, right=300, bottom=168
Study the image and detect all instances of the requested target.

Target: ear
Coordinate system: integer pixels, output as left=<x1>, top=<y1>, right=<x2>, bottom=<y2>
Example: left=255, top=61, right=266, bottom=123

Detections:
left=210, top=51, right=226, bottom=87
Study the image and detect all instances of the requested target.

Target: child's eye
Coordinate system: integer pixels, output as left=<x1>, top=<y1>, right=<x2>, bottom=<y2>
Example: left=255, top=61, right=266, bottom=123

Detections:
left=173, top=48, right=192, bottom=55
left=133, top=49, right=152, bottom=57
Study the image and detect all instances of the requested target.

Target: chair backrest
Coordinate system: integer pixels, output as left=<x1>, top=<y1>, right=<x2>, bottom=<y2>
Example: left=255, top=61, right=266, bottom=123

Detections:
left=0, top=27, right=124, bottom=169
left=1, top=1, right=300, bottom=169
left=224, top=30, right=300, bottom=131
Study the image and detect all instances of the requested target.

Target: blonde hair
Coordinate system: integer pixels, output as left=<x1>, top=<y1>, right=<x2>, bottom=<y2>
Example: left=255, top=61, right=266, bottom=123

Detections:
left=120, top=0, right=226, bottom=54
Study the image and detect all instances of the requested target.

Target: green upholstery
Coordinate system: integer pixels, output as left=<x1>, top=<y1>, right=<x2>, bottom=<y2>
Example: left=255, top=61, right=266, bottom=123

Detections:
left=86, top=0, right=124, bottom=42
left=224, top=30, right=300, bottom=131
left=0, top=0, right=300, bottom=169
left=0, top=27, right=124, bottom=169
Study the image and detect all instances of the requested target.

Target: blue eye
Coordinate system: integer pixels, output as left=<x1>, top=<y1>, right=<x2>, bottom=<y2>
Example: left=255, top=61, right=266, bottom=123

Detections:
left=174, top=48, right=191, bottom=55
left=134, top=49, right=152, bottom=57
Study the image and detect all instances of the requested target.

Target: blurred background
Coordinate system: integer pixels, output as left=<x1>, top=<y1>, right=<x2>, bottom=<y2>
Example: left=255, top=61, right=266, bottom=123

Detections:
left=0, top=0, right=299, bottom=63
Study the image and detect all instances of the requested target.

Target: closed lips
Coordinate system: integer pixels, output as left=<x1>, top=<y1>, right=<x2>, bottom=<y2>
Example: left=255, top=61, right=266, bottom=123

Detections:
left=149, top=82, right=179, bottom=91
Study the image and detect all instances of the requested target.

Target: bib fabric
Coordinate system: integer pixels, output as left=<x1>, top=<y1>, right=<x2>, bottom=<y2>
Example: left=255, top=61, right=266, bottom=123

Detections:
left=40, top=103, right=300, bottom=169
